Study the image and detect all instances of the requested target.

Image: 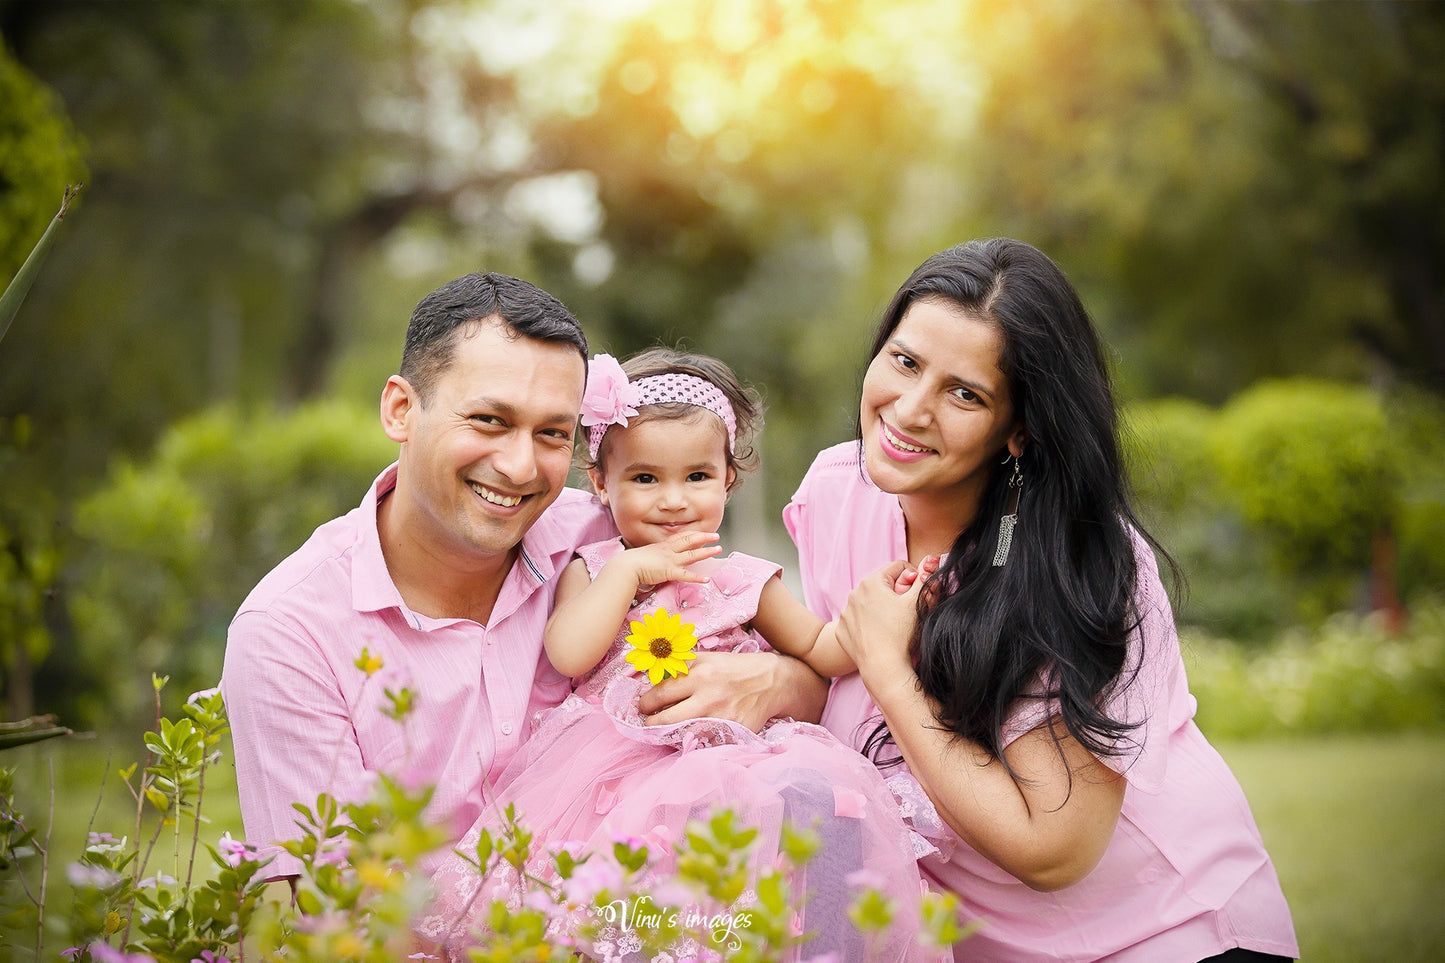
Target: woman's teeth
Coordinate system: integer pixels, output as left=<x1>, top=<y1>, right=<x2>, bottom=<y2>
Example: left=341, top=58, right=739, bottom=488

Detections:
left=884, top=424, right=932, bottom=453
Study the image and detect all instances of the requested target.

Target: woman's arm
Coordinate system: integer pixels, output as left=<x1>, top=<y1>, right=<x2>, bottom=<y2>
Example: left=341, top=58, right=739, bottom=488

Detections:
left=543, top=532, right=720, bottom=677
left=749, top=576, right=857, bottom=678
left=838, top=563, right=1126, bottom=892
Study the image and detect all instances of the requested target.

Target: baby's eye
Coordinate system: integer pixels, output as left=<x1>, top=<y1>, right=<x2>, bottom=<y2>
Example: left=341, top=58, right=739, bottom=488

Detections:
left=687, top=471, right=711, bottom=482
left=633, top=473, right=656, bottom=484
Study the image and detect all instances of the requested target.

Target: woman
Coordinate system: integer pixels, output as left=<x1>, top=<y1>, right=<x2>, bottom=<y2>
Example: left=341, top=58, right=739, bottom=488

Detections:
left=784, top=239, right=1298, bottom=961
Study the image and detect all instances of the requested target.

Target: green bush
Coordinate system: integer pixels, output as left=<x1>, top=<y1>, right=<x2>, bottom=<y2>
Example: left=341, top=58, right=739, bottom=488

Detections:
left=66, top=401, right=394, bottom=725
left=1124, top=399, right=1294, bottom=641
left=1186, top=600, right=1445, bottom=739
left=1126, top=381, right=1443, bottom=638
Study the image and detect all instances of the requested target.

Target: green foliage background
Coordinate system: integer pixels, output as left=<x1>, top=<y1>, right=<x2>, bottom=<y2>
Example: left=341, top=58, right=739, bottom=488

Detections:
left=1, top=0, right=1442, bottom=729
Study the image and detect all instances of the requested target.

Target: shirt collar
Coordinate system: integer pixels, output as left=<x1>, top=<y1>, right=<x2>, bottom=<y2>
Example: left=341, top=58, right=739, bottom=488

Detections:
left=350, top=463, right=406, bottom=614
left=348, top=464, right=592, bottom=617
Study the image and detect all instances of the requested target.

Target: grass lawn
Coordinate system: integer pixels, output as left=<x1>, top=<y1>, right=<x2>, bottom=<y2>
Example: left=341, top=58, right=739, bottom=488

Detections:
left=5, top=731, right=1444, bottom=959
left=1218, top=733, right=1445, bottom=963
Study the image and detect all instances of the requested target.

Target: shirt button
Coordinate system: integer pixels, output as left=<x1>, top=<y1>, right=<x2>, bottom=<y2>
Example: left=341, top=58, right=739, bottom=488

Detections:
left=501, top=724, right=514, bottom=736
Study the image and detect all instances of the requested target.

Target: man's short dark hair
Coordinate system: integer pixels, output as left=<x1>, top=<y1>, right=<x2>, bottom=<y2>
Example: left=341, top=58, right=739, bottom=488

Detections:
left=399, top=272, right=588, bottom=403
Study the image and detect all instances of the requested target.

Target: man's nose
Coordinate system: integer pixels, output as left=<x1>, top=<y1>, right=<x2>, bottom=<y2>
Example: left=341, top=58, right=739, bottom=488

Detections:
left=491, top=432, right=539, bottom=486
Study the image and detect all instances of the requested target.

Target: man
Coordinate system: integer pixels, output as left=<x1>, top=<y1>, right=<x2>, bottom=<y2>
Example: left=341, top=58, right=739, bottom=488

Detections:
left=221, top=272, right=824, bottom=880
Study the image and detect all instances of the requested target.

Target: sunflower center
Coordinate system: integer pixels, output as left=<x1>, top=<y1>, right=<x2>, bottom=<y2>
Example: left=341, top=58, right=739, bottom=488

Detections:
left=649, top=637, right=674, bottom=659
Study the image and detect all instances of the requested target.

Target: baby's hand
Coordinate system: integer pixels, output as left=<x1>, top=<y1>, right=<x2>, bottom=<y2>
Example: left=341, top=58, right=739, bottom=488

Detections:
left=622, top=531, right=721, bottom=589
left=890, top=555, right=941, bottom=594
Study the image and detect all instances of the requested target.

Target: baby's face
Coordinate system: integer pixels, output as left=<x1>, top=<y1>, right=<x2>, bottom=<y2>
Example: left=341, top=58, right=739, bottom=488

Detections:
left=590, top=410, right=732, bottom=548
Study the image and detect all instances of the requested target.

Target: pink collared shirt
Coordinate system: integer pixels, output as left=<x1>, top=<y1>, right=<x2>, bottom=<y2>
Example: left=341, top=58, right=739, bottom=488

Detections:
left=784, top=442, right=1298, bottom=962
left=220, top=464, right=614, bottom=879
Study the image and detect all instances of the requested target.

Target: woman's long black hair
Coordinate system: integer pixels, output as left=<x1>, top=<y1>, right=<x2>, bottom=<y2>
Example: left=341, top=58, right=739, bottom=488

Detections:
left=860, top=239, right=1164, bottom=779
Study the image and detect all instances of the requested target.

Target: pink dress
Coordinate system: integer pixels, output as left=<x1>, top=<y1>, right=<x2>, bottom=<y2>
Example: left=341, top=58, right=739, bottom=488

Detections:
left=420, top=538, right=945, bottom=962
left=785, top=443, right=1299, bottom=962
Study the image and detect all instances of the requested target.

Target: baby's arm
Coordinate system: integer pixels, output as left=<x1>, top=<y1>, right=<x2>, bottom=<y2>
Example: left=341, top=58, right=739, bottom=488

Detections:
left=544, top=532, right=722, bottom=677
left=750, top=576, right=857, bottom=678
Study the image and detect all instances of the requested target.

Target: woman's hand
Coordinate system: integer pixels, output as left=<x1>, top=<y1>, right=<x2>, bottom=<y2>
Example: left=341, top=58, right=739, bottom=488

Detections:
left=837, top=557, right=938, bottom=679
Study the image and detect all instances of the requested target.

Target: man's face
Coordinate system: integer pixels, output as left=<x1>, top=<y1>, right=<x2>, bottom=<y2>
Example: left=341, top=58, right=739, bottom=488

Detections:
left=386, top=318, right=585, bottom=571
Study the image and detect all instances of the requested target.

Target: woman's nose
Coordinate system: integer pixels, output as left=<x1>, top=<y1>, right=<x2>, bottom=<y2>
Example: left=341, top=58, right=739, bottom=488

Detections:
left=892, top=383, right=932, bottom=429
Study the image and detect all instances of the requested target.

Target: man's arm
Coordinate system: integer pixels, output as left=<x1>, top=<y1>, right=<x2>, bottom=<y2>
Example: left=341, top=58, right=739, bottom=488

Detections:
left=222, top=611, right=371, bottom=882
left=634, top=649, right=829, bottom=730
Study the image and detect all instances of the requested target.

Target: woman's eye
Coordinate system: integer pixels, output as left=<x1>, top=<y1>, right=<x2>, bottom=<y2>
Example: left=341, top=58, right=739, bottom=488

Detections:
left=951, top=387, right=980, bottom=403
left=893, top=352, right=917, bottom=370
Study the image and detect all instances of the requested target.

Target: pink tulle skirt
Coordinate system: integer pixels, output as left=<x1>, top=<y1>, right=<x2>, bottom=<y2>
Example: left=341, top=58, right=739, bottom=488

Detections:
left=420, top=683, right=942, bottom=962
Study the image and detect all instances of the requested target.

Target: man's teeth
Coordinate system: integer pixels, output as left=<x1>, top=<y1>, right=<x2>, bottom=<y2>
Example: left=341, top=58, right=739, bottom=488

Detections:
left=470, top=483, right=522, bottom=507
left=884, top=425, right=932, bottom=453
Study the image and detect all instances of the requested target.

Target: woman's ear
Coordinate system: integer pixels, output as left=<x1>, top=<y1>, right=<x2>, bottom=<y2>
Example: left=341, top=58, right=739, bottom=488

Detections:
left=587, top=466, right=610, bottom=506
left=380, top=375, right=416, bottom=443
left=1007, top=424, right=1028, bottom=460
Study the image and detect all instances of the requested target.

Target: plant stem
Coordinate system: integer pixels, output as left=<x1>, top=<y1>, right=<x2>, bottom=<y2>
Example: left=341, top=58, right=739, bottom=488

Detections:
left=0, top=184, right=82, bottom=347
left=36, top=759, right=54, bottom=961
left=122, top=683, right=166, bottom=947
left=185, top=759, right=206, bottom=895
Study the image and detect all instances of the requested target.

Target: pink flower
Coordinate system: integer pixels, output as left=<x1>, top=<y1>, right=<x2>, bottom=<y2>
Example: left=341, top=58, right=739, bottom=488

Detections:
left=833, top=786, right=868, bottom=819
left=580, top=354, right=642, bottom=428
left=562, top=856, right=623, bottom=904
left=88, top=944, right=156, bottom=963
left=217, top=832, right=256, bottom=867
left=709, top=565, right=746, bottom=598
left=186, top=686, right=221, bottom=705
left=846, top=868, right=887, bottom=891
left=191, top=951, right=231, bottom=963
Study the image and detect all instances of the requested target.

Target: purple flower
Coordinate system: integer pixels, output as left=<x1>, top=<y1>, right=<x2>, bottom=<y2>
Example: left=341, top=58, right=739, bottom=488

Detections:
left=66, top=862, right=122, bottom=889
left=88, top=943, right=157, bottom=963
left=217, top=832, right=256, bottom=867
left=186, top=686, right=221, bottom=705
left=60, top=949, right=83, bottom=960
left=191, top=951, right=231, bottom=963
left=580, top=354, right=642, bottom=428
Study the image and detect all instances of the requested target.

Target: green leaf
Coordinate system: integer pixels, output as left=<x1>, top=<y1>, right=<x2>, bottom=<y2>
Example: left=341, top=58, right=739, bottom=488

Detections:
left=0, top=184, right=80, bottom=348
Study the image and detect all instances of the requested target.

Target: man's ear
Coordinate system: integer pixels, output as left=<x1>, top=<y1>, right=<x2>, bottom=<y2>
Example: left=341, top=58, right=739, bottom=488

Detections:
left=587, top=466, right=609, bottom=506
left=380, top=375, right=417, bottom=443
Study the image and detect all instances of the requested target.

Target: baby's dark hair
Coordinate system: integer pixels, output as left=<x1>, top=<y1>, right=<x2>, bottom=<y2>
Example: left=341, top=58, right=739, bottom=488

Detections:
left=585, top=347, right=762, bottom=491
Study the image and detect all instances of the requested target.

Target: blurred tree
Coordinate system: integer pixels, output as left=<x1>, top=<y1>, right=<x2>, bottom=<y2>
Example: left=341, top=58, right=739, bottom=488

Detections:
left=0, top=39, right=85, bottom=279
left=959, top=0, right=1445, bottom=399
left=67, top=401, right=395, bottom=727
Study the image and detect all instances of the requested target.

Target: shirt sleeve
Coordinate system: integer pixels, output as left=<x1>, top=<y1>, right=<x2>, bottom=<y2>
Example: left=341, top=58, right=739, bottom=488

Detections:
left=782, top=458, right=832, bottom=619
left=221, top=609, right=373, bottom=880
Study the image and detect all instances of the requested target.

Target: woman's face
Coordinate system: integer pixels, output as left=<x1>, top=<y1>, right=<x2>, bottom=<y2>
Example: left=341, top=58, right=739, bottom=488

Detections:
left=860, top=297, right=1026, bottom=519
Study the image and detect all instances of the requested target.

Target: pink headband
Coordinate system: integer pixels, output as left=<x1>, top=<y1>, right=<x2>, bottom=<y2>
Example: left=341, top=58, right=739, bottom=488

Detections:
left=580, top=354, right=737, bottom=459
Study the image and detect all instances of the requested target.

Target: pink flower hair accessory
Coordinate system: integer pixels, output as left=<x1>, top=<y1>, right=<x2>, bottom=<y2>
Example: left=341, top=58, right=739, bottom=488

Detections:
left=579, top=353, right=642, bottom=431
left=582, top=357, right=737, bottom=459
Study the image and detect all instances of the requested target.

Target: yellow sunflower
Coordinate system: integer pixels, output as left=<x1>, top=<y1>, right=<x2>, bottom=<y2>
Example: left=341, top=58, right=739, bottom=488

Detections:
left=624, top=607, right=699, bottom=684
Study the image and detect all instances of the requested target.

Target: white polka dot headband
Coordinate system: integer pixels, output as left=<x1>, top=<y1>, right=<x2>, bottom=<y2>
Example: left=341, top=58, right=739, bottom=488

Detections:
left=580, top=354, right=738, bottom=459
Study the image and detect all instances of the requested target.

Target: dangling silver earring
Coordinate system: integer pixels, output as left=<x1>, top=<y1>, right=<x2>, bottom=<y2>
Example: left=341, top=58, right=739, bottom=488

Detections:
left=992, top=455, right=1023, bottom=567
